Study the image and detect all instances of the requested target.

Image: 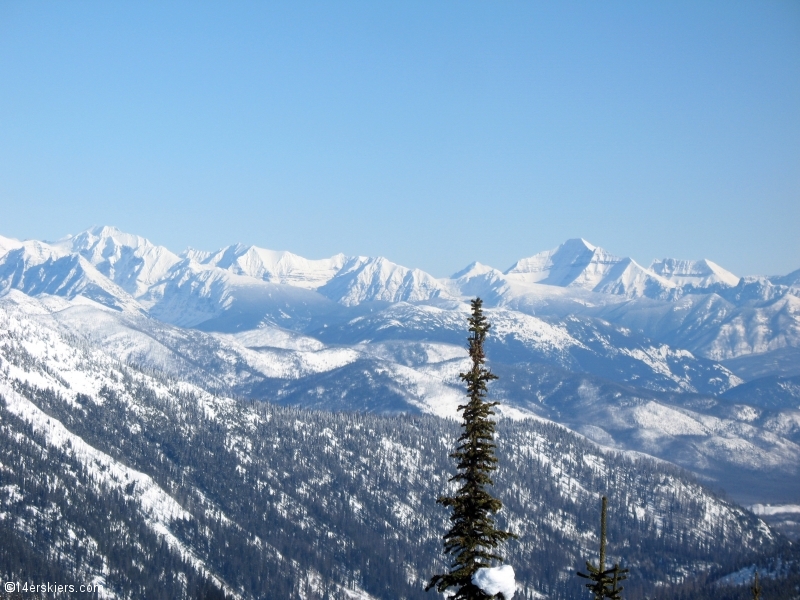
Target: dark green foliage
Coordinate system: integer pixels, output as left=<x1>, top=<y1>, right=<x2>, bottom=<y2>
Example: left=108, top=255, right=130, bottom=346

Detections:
left=577, top=497, right=628, bottom=599
left=428, top=298, right=516, bottom=599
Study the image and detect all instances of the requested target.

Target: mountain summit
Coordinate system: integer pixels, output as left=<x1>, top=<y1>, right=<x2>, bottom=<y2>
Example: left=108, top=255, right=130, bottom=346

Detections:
left=51, top=225, right=181, bottom=297
left=504, top=238, right=675, bottom=298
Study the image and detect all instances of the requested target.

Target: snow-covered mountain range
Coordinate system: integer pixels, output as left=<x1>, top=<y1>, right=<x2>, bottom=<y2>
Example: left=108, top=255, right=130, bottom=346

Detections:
left=0, top=301, right=786, bottom=598
left=2, top=225, right=799, bottom=598
left=1, top=226, right=799, bottom=508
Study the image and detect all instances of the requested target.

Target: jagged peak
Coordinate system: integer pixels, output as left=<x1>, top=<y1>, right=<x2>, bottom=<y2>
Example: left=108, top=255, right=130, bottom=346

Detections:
left=4, top=239, right=68, bottom=263
left=649, top=257, right=740, bottom=288
left=567, top=237, right=597, bottom=252
left=451, top=261, right=503, bottom=280
left=505, top=238, right=607, bottom=276
left=181, top=247, right=215, bottom=262
left=69, top=225, right=157, bottom=249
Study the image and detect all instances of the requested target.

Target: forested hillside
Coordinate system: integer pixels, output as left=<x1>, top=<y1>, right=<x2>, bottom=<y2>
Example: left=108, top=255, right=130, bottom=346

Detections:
left=0, top=339, right=782, bottom=598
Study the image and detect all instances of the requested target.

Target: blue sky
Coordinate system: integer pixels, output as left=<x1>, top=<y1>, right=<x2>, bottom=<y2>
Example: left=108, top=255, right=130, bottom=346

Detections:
left=1, top=1, right=798, bottom=277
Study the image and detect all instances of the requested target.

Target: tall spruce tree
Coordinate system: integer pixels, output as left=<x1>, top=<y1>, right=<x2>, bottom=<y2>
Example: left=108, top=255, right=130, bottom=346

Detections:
left=577, top=496, right=628, bottom=599
left=427, top=298, right=515, bottom=599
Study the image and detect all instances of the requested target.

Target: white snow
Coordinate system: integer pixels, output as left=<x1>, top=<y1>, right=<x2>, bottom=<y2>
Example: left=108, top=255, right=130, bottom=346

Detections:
left=750, top=503, right=800, bottom=516
left=221, top=326, right=326, bottom=352
left=51, top=226, right=182, bottom=297
left=197, top=243, right=347, bottom=289
left=472, top=565, right=516, bottom=599
left=650, top=258, right=740, bottom=288
left=0, top=234, right=23, bottom=257
left=319, top=255, right=452, bottom=306
left=503, top=239, right=674, bottom=299
left=0, top=238, right=142, bottom=312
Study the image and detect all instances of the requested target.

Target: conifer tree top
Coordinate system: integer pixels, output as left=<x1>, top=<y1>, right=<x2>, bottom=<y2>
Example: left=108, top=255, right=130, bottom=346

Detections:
left=428, top=298, right=515, bottom=600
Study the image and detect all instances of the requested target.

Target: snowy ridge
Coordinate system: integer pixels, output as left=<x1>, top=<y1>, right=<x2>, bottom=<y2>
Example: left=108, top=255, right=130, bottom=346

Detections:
left=318, top=255, right=452, bottom=306
left=650, top=257, right=740, bottom=289
left=52, top=225, right=182, bottom=297
left=197, top=243, right=347, bottom=290
left=772, top=267, right=800, bottom=288
left=1, top=382, right=184, bottom=541
left=139, top=256, right=346, bottom=331
left=0, top=225, right=799, bottom=505
left=0, top=239, right=141, bottom=312
left=447, top=261, right=510, bottom=302
left=505, top=238, right=603, bottom=285
left=4, top=290, right=796, bottom=508
left=2, top=226, right=798, bottom=364
left=504, top=238, right=675, bottom=299
left=2, top=225, right=799, bottom=597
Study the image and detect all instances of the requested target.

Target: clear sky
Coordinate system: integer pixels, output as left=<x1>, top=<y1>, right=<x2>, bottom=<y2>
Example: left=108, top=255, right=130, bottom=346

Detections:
left=1, top=2, right=798, bottom=277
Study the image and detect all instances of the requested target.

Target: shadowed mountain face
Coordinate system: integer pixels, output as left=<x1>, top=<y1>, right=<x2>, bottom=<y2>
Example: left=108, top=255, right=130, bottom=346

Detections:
left=723, top=346, right=800, bottom=380
left=722, top=374, right=800, bottom=411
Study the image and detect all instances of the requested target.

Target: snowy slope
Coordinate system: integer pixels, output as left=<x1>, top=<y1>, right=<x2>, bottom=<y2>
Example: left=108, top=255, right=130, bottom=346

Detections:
left=772, top=267, right=800, bottom=288
left=490, top=363, right=800, bottom=504
left=503, top=238, right=675, bottom=299
left=579, top=286, right=800, bottom=362
left=650, top=257, right=740, bottom=289
left=6, top=288, right=790, bottom=506
left=0, top=305, right=781, bottom=598
left=140, top=257, right=345, bottom=330
left=51, top=226, right=182, bottom=297
left=196, top=243, right=347, bottom=289
left=722, top=374, right=800, bottom=411
left=0, top=234, right=23, bottom=256
left=311, top=302, right=741, bottom=394
left=0, top=290, right=364, bottom=394
left=0, top=239, right=140, bottom=312
left=318, top=255, right=453, bottom=306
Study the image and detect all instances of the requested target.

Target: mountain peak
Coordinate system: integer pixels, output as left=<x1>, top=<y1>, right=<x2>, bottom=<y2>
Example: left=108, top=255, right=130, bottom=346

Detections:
left=451, top=261, right=502, bottom=280
left=318, top=255, right=451, bottom=306
left=49, top=226, right=181, bottom=297
left=504, top=238, right=608, bottom=285
left=569, top=237, right=597, bottom=251
left=502, top=239, right=677, bottom=299
left=649, top=258, right=740, bottom=288
left=198, top=244, right=348, bottom=289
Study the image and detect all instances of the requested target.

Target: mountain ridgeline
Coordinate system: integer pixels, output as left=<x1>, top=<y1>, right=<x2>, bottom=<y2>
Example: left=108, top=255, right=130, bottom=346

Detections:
left=1, top=227, right=798, bottom=507
left=0, top=226, right=799, bottom=598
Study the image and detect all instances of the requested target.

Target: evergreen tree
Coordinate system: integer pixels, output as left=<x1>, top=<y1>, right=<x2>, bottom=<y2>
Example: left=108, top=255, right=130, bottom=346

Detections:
left=427, top=298, right=515, bottom=599
left=751, top=571, right=761, bottom=600
left=577, top=496, right=628, bottom=599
